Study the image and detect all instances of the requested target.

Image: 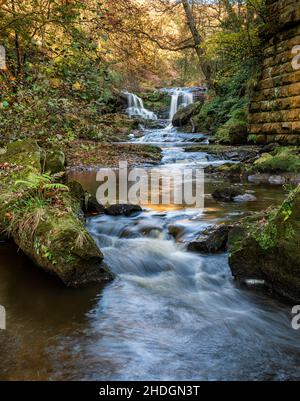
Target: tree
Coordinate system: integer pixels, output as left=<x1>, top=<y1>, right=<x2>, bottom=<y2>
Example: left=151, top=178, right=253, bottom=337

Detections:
left=180, top=0, right=213, bottom=87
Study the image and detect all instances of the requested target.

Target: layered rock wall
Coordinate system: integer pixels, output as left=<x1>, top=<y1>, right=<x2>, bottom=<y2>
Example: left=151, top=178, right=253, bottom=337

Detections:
left=249, top=0, right=300, bottom=144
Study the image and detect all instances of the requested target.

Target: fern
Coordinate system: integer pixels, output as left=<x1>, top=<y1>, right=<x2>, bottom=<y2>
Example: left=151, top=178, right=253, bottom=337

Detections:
left=15, top=173, right=52, bottom=189
left=43, top=183, right=69, bottom=192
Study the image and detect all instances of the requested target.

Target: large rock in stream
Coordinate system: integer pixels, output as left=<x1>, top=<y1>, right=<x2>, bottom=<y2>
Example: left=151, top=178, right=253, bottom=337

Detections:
left=0, top=140, right=112, bottom=287
left=172, top=102, right=203, bottom=128
left=188, top=225, right=232, bottom=253
left=212, top=186, right=244, bottom=202
left=228, top=185, right=300, bottom=303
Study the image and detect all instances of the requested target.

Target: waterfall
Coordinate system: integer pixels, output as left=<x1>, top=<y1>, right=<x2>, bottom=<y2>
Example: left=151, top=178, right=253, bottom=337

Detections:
left=169, top=91, right=180, bottom=121
left=168, top=89, right=195, bottom=121
left=124, top=92, right=157, bottom=120
left=182, top=92, right=194, bottom=108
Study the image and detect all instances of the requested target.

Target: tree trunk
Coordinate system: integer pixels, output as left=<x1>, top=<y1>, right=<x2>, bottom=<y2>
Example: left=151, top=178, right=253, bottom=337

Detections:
left=11, top=0, right=22, bottom=76
left=181, top=0, right=213, bottom=88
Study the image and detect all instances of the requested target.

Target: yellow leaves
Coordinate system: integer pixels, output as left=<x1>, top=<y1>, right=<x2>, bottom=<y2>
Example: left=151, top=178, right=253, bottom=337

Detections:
left=50, top=78, right=83, bottom=91
left=72, top=81, right=82, bottom=91
left=50, top=78, right=61, bottom=89
left=4, top=212, right=13, bottom=221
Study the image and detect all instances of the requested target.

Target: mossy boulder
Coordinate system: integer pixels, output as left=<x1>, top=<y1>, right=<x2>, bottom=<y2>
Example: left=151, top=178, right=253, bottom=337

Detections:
left=139, top=91, right=170, bottom=118
left=42, top=148, right=66, bottom=174
left=216, top=119, right=248, bottom=145
left=0, top=139, right=42, bottom=172
left=10, top=208, right=111, bottom=287
left=228, top=186, right=300, bottom=303
left=0, top=140, right=112, bottom=287
left=250, top=147, right=300, bottom=174
left=172, top=102, right=203, bottom=127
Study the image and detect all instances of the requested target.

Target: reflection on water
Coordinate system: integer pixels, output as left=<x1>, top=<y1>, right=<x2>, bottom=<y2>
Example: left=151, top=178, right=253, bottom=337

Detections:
left=1, top=125, right=300, bottom=380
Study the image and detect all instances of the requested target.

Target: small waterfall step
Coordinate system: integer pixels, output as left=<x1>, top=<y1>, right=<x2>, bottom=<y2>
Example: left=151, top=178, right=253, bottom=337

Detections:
left=124, top=92, right=158, bottom=120
left=168, top=88, right=195, bottom=121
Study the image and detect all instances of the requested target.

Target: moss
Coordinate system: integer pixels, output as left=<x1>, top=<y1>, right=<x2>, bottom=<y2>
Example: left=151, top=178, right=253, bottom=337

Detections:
left=0, top=140, right=42, bottom=172
left=41, top=147, right=66, bottom=174
left=138, top=91, right=170, bottom=114
left=0, top=139, right=112, bottom=286
left=76, top=113, right=137, bottom=142
left=64, top=141, right=162, bottom=168
left=247, top=134, right=258, bottom=144
left=251, top=213, right=278, bottom=250
left=172, top=102, right=203, bottom=128
left=251, top=147, right=300, bottom=174
left=216, top=118, right=248, bottom=144
left=228, top=186, right=300, bottom=302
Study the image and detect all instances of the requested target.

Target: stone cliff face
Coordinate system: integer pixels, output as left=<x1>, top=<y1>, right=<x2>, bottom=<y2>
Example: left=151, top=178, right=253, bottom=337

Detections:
left=249, top=0, right=300, bottom=144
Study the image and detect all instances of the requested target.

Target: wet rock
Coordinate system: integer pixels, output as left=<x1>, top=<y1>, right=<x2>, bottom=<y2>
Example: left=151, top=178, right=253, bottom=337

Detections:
left=139, top=119, right=166, bottom=129
left=212, top=186, right=243, bottom=202
left=104, top=204, right=142, bottom=216
left=168, top=224, right=185, bottom=241
left=86, top=195, right=105, bottom=214
left=187, top=224, right=232, bottom=253
left=233, top=193, right=257, bottom=202
left=68, top=180, right=86, bottom=209
left=228, top=187, right=300, bottom=303
left=268, top=175, right=286, bottom=185
left=248, top=174, right=270, bottom=184
left=110, top=92, right=128, bottom=113
left=131, top=129, right=144, bottom=138
left=185, top=144, right=260, bottom=163
left=290, top=174, right=300, bottom=185
left=259, top=143, right=280, bottom=154
left=172, top=102, right=202, bottom=127
left=225, top=151, right=239, bottom=159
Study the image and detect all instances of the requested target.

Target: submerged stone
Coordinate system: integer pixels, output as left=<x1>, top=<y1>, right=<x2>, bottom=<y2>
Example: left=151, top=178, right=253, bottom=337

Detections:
left=233, top=193, right=257, bottom=202
left=212, top=186, right=243, bottom=202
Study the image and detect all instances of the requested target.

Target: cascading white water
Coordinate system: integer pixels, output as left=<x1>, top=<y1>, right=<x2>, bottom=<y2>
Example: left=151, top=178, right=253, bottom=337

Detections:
left=168, top=88, right=195, bottom=121
left=124, top=92, right=157, bottom=120
left=169, top=91, right=180, bottom=121
left=182, top=92, right=194, bottom=108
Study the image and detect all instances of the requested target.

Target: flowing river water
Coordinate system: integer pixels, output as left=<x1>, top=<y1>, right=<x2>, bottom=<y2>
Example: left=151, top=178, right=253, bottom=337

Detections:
left=1, top=92, right=300, bottom=380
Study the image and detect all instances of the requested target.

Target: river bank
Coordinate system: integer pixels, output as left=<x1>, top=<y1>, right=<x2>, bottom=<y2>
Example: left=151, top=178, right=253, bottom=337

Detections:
left=1, top=88, right=300, bottom=381
left=2, top=109, right=300, bottom=380
left=64, top=141, right=162, bottom=170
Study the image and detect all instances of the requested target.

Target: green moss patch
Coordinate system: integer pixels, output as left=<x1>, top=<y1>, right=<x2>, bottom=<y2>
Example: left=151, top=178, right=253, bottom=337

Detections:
left=251, top=147, right=300, bottom=174
left=228, top=185, right=300, bottom=303
left=0, top=140, right=112, bottom=286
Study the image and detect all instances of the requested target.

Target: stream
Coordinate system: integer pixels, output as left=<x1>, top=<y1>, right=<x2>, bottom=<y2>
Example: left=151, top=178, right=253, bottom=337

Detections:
left=0, top=91, right=300, bottom=380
